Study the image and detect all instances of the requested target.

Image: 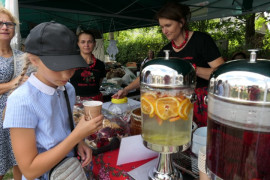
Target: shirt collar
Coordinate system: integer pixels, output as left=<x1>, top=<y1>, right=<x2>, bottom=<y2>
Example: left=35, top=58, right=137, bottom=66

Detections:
left=28, top=73, right=65, bottom=95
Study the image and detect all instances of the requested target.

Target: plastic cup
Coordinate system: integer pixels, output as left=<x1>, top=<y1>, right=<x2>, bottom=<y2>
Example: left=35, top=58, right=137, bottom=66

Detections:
left=83, top=101, right=103, bottom=120
left=198, top=146, right=210, bottom=180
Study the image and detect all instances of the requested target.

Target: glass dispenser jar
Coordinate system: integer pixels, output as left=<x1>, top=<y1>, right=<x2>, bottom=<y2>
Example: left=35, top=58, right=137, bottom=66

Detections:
left=206, top=50, right=270, bottom=180
left=141, top=50, right=196, bottom=180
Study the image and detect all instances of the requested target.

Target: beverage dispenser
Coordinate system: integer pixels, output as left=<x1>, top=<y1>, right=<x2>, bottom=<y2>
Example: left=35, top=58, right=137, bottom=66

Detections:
left=140, top=50, right=196, bottom=180
left=206, top=50, right=270, bottom=180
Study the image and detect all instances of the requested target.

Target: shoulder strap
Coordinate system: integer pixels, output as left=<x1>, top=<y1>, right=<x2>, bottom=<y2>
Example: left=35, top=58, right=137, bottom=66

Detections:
left=63, top=86, right=77, bottom=156
left=63, top=87, right=74, bottom=131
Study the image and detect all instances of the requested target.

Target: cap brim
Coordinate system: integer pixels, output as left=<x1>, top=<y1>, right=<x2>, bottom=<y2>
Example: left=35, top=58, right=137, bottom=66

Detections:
left=39, top=54, right=88, bottom=71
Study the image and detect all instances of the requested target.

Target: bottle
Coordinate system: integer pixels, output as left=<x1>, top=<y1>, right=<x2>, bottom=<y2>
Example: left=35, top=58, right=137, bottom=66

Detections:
left=108, top=97, right=131, bottom=135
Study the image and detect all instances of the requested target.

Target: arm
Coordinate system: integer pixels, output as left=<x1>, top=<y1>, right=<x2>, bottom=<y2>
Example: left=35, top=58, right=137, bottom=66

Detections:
left=10, top=114, right=103, bottom=180
left=112, top=76, right=140, bottom=99
left=196, top=57, right=224, bottom=80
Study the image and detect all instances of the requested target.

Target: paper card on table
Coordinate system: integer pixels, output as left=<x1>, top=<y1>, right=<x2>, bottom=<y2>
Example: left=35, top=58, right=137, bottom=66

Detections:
left=116, top=135, right=158, bottom=165
left=127, top=158, right=158, bottom=179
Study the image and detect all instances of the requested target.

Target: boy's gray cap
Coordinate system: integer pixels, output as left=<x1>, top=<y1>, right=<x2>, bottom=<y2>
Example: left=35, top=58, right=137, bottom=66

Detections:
left=24, top=21, right=88, bottom=71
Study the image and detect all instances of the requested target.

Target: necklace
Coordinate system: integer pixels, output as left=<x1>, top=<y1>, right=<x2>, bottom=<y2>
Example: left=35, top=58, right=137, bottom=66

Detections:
left=89, top=54, right=97, bottom=69
left=171, top=30, right=189, bottom=49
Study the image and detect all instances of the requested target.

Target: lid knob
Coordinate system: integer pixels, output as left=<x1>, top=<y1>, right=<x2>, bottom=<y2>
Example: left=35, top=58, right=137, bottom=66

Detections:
left=164, top=50, right=170, bottom=60
left=248, top=49, right=259, bottom=63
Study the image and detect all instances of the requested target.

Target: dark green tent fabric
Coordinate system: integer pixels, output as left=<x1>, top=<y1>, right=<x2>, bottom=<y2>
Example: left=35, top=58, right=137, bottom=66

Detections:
left=18, top=0, right=270, bottom=38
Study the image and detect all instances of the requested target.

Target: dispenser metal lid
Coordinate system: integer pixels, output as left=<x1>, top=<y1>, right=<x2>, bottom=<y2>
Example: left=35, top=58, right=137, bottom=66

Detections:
left=209, top=59, right=270, bottom=103
left=140, top=57, right=196, bottom=88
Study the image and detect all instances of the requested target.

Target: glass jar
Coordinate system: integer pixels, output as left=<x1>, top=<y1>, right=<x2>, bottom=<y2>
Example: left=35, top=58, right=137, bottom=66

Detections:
left=130, top=108, right=142, bottom=135
left=107, top=97, right=131, bottom=135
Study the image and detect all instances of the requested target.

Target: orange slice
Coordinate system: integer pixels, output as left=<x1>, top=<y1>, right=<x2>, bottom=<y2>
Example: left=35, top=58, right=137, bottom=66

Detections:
left=141, top=97, right=155, bottom=117
left=178, top=98, right=192, bottom=120
left=183, top=103, right=193, bottom=119
left=169, top=116, right=180, bottom=122
left=142, top=92, right=157, bottom=102
left=155, top=97, right=180, bottom=120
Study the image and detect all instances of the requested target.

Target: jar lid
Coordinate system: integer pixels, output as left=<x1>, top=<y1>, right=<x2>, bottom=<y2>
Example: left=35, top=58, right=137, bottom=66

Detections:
left=111, top=97, right=128, bottom=104
left=141, top=58, right=196, bottom=88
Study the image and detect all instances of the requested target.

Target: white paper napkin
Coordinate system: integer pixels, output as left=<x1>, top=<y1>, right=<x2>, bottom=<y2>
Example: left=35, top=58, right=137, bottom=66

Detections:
left=116, top=135, right=158, bottom=165
left=128, top=158, right=158, bottom=179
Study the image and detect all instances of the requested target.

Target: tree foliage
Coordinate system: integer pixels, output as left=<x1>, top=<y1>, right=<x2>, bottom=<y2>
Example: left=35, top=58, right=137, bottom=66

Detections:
left=104, top=27, right=168, bottom=65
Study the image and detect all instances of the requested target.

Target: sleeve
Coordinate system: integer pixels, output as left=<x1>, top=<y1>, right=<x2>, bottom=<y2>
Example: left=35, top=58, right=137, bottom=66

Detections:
left=3, top=94, right=38, bottom=129
left=200, top=32, right=221, bottom=63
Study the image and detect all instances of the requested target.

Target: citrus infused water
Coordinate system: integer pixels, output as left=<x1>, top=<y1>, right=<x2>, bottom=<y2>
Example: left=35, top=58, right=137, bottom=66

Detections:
left=141, top=87, right=193, bottom=146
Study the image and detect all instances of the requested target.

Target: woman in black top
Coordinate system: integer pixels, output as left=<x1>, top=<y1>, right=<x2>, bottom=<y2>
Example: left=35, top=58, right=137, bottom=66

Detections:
left=157, top=2, right=224, bottom=127
left=113, top=2, right=224, bottom=127
left=70, top=31, right=106, bottom=101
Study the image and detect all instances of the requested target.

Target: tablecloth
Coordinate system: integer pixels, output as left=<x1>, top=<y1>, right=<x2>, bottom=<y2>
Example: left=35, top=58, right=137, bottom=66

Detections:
left=92, top=148, right=156, bottom=180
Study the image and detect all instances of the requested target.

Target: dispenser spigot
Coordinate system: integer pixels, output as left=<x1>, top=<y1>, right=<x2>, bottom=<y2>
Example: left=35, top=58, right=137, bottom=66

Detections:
left=248, top=49, right=259, bottom=63
left=164, top=50, right=170, bottom=60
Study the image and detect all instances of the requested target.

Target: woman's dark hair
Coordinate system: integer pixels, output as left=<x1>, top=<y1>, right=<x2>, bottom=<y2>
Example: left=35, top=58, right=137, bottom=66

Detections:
left=77, top=30, right=96, bottom=42
left=156, top=2, right=191, bottom=30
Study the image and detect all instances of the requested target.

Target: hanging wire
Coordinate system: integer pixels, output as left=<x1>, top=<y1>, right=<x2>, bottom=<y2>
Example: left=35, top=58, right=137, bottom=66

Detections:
left=108, top=18, right=117, bottom=40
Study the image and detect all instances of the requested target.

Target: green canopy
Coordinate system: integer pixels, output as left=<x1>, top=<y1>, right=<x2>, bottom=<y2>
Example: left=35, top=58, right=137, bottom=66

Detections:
left=18, top=0, right=270, bottom=38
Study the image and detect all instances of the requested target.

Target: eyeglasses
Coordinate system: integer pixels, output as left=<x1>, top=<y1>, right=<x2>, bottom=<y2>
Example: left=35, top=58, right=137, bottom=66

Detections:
left=0, top=21, right=16, bottom=29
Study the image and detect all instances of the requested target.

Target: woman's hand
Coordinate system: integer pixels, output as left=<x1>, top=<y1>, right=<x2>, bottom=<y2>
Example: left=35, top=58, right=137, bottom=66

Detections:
left=77, top=141, right=92, bottom=167
left=112, top=88, right=128, bottom=99
left=112, top=77, right=140, bottom=99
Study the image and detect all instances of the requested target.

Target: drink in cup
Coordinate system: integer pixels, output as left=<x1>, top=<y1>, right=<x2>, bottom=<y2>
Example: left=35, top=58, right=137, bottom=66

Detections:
left=83, top=100, right=103, bottom=120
